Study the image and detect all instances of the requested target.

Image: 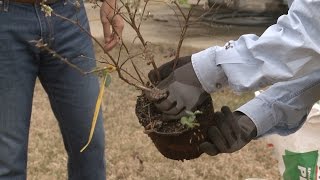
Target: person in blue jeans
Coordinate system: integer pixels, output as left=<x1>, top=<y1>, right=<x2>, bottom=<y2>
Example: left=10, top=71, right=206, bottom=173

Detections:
left=0, top=0, right=123, bottom=179
left=149, top=0, right=320, bottom=156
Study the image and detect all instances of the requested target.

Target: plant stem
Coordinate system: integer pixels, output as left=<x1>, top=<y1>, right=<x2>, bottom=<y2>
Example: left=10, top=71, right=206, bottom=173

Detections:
left=173, top=0, right=201, bottom=70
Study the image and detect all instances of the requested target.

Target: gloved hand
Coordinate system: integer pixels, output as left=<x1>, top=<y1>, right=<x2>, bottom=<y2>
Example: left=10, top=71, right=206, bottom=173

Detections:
left=200, top=106, right=257, bottom=156
left=147, top=56, right=210, bottom=120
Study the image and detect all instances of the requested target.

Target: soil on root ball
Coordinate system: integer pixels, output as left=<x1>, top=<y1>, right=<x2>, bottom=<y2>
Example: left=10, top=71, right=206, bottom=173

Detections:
left=135, top=95, right=216, bottom=161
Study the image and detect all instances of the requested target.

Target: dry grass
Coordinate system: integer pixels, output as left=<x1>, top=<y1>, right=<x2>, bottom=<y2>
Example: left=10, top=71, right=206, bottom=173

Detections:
left=27, top=43, right=281, bottom=180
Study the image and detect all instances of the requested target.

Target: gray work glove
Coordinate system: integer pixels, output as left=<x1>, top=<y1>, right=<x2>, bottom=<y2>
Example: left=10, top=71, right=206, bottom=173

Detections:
left=200, top=106, right=257, bottom=156
left=148, top=56, right=210, bottom=120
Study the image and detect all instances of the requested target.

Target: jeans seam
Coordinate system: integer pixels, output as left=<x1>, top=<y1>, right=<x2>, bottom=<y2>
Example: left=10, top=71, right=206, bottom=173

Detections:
left=34, top=4, right=44, bottom=41
left=45, top=11, right=54, bottom=46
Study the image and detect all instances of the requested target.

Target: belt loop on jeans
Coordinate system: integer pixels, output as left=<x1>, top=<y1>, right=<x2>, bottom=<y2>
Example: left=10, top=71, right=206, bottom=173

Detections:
left=3, top=0, right=8, bottom=12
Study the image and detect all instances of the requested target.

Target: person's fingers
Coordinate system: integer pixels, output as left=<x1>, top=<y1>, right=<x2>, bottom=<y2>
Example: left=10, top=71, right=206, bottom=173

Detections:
left=197, top=93, right=211, bottom=107
left=148, top=61, right=174, bottom=84
left=215, top=112, right=236, bottom=147
left=163, top=107, right=184, bottom=117
left=102, top=23, right=112, bottom=43
left=155, top=99, right=175, bottom=112
left=208, top=126, right=228, bottom=153
left=103, top=16, right=124, bottom=52
left=162, top=99, right=184, bottom=115
left=148, top=69, right=159, bottom=84
left=156, top=90, right=186, bottom=120
left=148, top=62, right=173, bottom=84
left=221, top=106, right=241, bottom=138
left=200, top=142, right=219, bottom=156
left=100, top=9, right=112, bottom=42
left=221, top=106, right=232, bottom=118
left=154, top=88, right=176, bottom=111
left=100, top=3, right=124, bottom=52
left=104, top=34, right=119, bottom=52
left=112, top=16, right=124, bottom=37
left=148, top=56, right=191, bottom=84
left=101, top=16, right=114, bottom=52
left=158, top=64, right=174, bottom=80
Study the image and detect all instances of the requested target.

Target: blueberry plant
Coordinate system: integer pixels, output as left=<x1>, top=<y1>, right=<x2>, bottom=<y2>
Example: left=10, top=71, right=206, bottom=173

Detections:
left=35, top=0, right=217, bottom=152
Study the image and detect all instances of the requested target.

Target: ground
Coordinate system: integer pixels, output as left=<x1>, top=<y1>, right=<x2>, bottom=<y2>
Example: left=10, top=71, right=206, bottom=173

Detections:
left=27, top=2, right=281, bottom=180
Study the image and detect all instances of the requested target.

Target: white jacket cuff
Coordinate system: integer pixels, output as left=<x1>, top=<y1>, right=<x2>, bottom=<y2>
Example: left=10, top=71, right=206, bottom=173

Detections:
left=237, top=98, right=276, bottom=137
left=191, top=47, right=228, bottom=93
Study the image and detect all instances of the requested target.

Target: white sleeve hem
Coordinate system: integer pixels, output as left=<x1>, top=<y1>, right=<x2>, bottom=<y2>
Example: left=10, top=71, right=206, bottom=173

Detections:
left=237, top=98, right=276, bottom=137
left=191, top=47, right=228, bottom=93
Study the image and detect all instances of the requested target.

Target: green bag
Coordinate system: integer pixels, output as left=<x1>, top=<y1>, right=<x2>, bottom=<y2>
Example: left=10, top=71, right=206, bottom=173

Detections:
left=283, top=150, right=318, bottom=180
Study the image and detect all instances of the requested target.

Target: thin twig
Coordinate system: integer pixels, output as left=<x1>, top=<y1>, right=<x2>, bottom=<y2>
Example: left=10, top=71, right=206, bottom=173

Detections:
left=120, top=52, right=144, bottom=68
left=121, top=68, right=144, bottom=84
left=53, top=11, right=150, bottom=91
left=102, top=0, right=161, bottom=83
left=53, top=12, right=106, bottom=55
left=78, top=54, right=111, bottom=65
left=131, top=60, right=145, bottom=85
left=173, top=0, right=201, bottom=69
left=165, top=2, right=183, bottom=31
left=173, top=1, right=187, bottom=20
left=138, top=0, right=149, bottom=30
left=117, top=43, right=124, bottom=65
left=35, top=42, right=86, bottom=75
left=119, top=0, right=161, bottom=81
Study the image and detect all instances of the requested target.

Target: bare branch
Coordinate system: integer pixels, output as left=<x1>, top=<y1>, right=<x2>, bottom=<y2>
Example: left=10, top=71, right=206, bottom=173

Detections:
left=30, top=40, right=86, bottom=75
left=120, top=52, right=144, bottom=68
left=118, top=0, right=160, bottom=81
left=131, top=60, right=145, bottom=85
left=173, top=0, right=201, bottom=69
left=117, top=43, right=124, bottom=65
left=121, top=68, right=144, bottom=84
left=165, top=2, right=183, bottom=31
left=53, top=12, right=106, bottom=55
left=138, top=0, right=150, bottom=30
left=78, top=55, right=111, bottom=65
left=53, top=9, right=151, bottom=89
left=173, top=1, right=187, bottom=20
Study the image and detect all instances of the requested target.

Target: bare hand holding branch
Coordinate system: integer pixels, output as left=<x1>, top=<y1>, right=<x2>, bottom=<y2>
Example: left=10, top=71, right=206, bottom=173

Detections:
left=100, top=0, right=124, bottom=52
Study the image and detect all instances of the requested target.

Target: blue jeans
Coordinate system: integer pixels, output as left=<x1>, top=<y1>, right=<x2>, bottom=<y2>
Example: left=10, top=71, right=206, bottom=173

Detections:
left=0, top=1, right=106, bottom=179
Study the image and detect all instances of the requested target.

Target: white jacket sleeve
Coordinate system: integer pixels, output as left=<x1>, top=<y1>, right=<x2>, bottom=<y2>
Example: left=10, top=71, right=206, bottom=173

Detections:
left=238, top=70, right=320, bottom=136
left=192, top=0, right=320, bottom=93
